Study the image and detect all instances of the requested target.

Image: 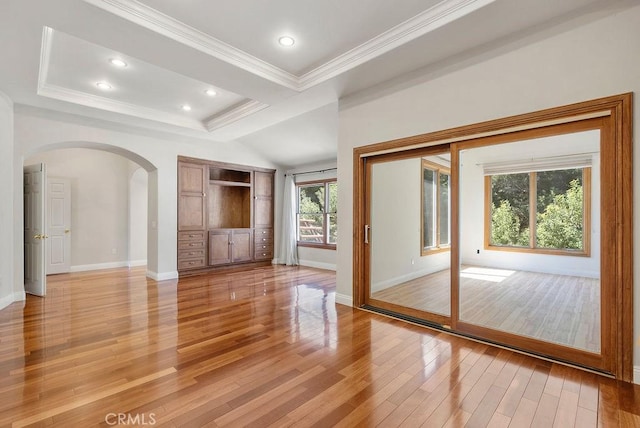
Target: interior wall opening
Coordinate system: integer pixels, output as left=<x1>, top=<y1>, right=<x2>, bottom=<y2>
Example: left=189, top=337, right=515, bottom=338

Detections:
left=24, top=146, right=152, bottom=281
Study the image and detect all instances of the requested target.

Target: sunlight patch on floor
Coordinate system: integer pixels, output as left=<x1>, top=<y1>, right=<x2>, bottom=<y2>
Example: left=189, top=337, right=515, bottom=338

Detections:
left=460, top=266, right=515, bottom=283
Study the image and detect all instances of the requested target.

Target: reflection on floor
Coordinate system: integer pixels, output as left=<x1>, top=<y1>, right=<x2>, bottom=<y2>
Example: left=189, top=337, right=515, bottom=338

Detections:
left=370, top=266, right=600, bottom=352
left=0, top=266, right=635, bottom=426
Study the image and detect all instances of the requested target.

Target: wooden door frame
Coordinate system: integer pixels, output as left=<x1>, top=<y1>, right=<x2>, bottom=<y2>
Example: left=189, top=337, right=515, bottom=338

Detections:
left=362, top=146, right=453, bottom=327
left=352, top=93, right=633, bottom=382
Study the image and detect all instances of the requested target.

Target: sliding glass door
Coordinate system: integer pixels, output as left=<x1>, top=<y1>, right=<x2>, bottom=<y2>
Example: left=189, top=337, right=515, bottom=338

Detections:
left=355, top=94, right=633, bottom=379
left=366, top=149, right=451, bottom=326
left=453, top=123, right=605, bottom=369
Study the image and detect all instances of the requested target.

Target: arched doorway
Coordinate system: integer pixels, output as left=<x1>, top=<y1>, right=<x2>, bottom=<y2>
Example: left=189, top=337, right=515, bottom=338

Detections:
left=23, top=141, right=159, bottom=293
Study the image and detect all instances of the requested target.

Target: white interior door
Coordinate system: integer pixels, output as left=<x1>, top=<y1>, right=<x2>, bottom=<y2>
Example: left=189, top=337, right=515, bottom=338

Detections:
left=47, top=178, right=71, bottom=274
left=24, top=163, right=46, bottom=296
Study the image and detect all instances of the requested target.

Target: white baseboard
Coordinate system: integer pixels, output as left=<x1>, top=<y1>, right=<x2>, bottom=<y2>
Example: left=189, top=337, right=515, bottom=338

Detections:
left=335, top=293, right=353, bottom=307
left=146, top=270, right=179, bottom=281
left=0, top=293, right=13, bottom=311
left=70, top=261, right=129, bottom=272
left=634, top=366, right=640, bottom=385
left=372, top=267, right=442, bottom=293
left=461, top=257, right=600, bottom=279
left=299, top=260, right=336, bottom=271
left=0, top=291, right=26, bottom=312
left=128, top=259, right=147, bottom=267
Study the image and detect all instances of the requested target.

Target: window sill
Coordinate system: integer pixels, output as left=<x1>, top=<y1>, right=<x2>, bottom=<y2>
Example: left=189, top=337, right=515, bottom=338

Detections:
left=484, top=245, right=590, bottom=257
left=297, top=242, right=337, bottom=250
left=421, top=246, right=451, bottom=256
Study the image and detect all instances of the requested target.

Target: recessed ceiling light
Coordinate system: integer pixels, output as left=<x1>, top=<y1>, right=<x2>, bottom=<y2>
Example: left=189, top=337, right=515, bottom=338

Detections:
left=205, top=89, right=217, bottom=97
left=181, top=104, right=192, bottom=111
left=278, top=36, right=295, bottom=47
left=96, top=81, right=112, bottom=91
left=109, top=58, right=127, bottom=68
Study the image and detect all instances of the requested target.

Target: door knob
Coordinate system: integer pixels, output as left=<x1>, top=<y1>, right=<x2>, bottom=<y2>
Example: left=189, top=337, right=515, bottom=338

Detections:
left=64, top=229, right=70, bottom=234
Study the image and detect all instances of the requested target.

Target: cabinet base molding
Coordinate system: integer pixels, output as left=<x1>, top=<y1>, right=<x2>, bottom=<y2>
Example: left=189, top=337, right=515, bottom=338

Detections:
left=178, top=260, right=272, bottom=277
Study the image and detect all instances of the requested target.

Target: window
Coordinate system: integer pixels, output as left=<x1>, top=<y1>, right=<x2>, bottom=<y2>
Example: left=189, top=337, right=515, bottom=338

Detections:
left=421, top=159, right=450, bottom=255
left=297, top=179, right=337, bottom=248
left=486, top=167, right=591, bottom=255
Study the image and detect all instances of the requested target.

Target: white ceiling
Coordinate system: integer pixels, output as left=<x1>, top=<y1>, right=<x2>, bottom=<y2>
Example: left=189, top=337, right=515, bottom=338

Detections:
left=135, top=0, right=441, bottom=75
left=0, top=0, right=626, bottom=167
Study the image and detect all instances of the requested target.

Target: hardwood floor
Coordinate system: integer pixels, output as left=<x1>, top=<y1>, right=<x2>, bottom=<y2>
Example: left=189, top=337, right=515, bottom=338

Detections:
left=371, top=267, right=600, bottom=352
left=0, top=266, right=637, bottom=427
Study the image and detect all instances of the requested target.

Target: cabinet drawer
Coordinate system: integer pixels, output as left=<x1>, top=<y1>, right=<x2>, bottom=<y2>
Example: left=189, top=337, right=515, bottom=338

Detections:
left=178, top=240, right=206, bottom=250
left=178, top=231, right=207, bottom=241
left=254, top=250, right=273, bottom=261
left=178, top=257, right=206, bottom=270
left=178, top=248, right=206, bottom=259
left=255, top=242, right=273, bottom=252
left=255, top=235, right=273, bottom=245
left=254, top=228, right=273, bottom=239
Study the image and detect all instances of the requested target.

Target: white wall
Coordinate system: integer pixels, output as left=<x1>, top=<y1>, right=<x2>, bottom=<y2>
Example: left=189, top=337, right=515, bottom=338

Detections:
left=129, top=167, right=148, bottom=265
left=12, top=107, right=278, bottom=286
left=0, top=92, right=18, bottom=310
left=25, top=148, right=147, bottom=271
left=337, top=5, right=640, bottom=370
left=370, top=157, right=449, bottom=291
left=282, top=160, right=337, bottom=270
left=460, top=131, right=600, bottom=278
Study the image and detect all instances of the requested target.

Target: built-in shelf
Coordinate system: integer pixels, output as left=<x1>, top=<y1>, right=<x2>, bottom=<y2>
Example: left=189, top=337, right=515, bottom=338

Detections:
left=210, top=167, right=251, bottom=184
left=178, top=156, right=274, bottom=275
left=209, top=180, right=251, bottom=187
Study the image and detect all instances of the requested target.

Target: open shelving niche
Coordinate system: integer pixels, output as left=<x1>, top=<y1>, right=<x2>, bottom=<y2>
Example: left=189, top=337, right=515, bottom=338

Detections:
left=208, top=166, right=252, bottom=229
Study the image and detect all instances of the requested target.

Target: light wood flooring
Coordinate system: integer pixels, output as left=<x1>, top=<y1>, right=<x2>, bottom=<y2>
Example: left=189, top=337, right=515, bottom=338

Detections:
left=371, top=267, right=600, bottom=352
left=0, top=266, right=637, bottom=427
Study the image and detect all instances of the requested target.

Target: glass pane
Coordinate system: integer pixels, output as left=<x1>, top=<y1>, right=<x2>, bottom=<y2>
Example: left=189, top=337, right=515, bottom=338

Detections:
left=328, top=214, right=337, bottom=244
left=490, top=173, right=530, bottom=247
left=423, top=168, right=436, bottom=249
left=299, top=185, right=325, bottom=213
left=298, top=213, right=324, bottom=243
left=536, top=169, right=583, bottom=250
left=328, top=182, right=337, bottom=213
left=439, top=173, right=450, bottom=246
left=370, top=155, right=450, bottom=318
left=459, top=130, right=600, bottom=353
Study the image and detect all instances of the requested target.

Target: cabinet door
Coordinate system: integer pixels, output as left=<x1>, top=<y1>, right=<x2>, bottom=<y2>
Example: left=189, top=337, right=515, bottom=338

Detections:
left=178, top=162, right=207, bottom=231
left=208, top=230, right=231, bottom=265
left=254, top=171, right=274, bottom=229
left=231, top=229, right=253, bottom=262
left=254, top=171, right=273, bottom=198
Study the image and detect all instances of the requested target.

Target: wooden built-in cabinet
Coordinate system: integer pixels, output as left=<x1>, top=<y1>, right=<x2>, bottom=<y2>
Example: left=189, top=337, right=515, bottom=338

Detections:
left=178, top=163, right=207, bottom=231
left=254, top=228, right=274, bottom=261
left=209, top=229, right=253, bottom=265
left=177, top=156, right=275, bottom=275
left=254, top=171, right=274, bottom=228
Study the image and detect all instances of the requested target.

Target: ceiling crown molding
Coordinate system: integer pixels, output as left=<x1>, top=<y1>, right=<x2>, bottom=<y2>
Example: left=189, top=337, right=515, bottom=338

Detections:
left=205, top=100, right=269, bottom=132
left=38, top=82, right=207, bottom=131
left=81, top=0, right=495, bottom=91
left=37, top=26, right=270, bottom=134
left=297, top=0, right=495, bottom=90
left=81, top=0, right=300, bottom=89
